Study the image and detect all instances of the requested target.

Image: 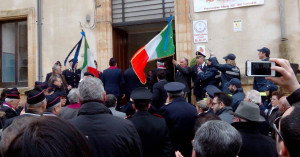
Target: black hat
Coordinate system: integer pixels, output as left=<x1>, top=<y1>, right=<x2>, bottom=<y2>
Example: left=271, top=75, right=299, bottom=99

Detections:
left=25, top=87, right=45, bottom=104
left=223, top=53, right=236, bottom=60
left=6, top=88, right=20, bottom=99
left=35, top=81, right=48, bottom=90
left=257, top=47, right=270, bottom=55
left=131, top=87, right=152, bottom=100
left=229, top=78, right=241, bottom=88
left=84, top=72, right=94, bottom=77
left=164, top=82, right=185, bottom=94
left=46, top=93, right=61, bottom=108
left=196, top=51, right=206, bottom=58
left=206, top=85, right=221, bottom=98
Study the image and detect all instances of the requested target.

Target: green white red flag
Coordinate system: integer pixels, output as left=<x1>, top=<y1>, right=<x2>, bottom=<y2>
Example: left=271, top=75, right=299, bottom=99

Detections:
left=131, top=20, right=175, bottom=84
left=81, top=37, right=99, bottom=79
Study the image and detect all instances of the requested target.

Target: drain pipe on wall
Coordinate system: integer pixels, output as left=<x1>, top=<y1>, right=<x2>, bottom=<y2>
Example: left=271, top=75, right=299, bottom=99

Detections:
left=278, top=0, right=291, bottom=61
left=37, top=0, right=43, bottom=81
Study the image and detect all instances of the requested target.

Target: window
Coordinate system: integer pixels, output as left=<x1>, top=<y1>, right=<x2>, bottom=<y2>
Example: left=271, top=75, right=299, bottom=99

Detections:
left=0, top=19, right=28, bottom=88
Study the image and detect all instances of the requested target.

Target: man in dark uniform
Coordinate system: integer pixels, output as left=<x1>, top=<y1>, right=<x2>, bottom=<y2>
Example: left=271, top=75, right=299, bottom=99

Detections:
left=198, top=57, right=220, bottom=87
left=228, top=78, right=245, bottom=111
left=160, top=82, right=197, bottom=157
left=3, top=87, right=47, bottom=129
left=127, top=87, right=172, bottom=157
left=210, top=53, right=241, bottom=93
left=253, top=47, right=277, bottom=103
left=124, top=64, right=144, bottom=102
left=1, top=88, right=23, bottom=123
left=43, top=93, right=62, bottom=116
left=102, top=58, right=125, bottom=110
left=152, top=70, right=168, bottom=112
left=62, top=59, right=81, bottom=88
left=192, top=51, right=208, bottom=101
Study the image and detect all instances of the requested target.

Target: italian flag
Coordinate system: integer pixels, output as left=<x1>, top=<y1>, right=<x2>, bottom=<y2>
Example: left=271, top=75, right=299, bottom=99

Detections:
left=81, top=38, right=99, bottom=79
left=131, top=21, right=175, bottom=84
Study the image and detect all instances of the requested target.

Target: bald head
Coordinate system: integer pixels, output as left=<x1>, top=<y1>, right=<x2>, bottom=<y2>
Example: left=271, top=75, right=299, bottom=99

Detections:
left=278, top=96, right=290, bottom=113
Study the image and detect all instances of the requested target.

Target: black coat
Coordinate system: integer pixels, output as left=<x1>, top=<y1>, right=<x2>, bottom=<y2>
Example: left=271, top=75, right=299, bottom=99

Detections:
left=192, top=64, right=208, bottom=100
left=124, top=67, right=144, bottom=101
left=1, top=103, right=22, bottom=119
left=128, top=111, right=172, bottom=157
left=102, top=67, right=125, bottom=97
left=45, top=72, right=52, bottom=83
left=232, top=122, right=278, bottom=157
left=175, top=65, right=192, bottom=93
left=151, top=68, right=172, bottom=91
left=160, top=97, right=197, bottom=157
left=62, top=68, right=81, bottom=88
left=152, top=79, right=168, bottom=111
left=69, top=101, right=143, bottom=157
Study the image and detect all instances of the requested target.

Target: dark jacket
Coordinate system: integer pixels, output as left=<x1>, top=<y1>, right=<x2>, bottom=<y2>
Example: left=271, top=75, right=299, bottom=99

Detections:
left=124, top=67, right=144, bottom=101
left=231, top=88, right=245, bottom=111
left=192, top=64, right=208, bottom=100
left=216, top=106, right=233, bottom=124
left=62, top=68, right=81, bottom=88
left=232, top=122, right=278, bottom=157
left=69, top=101, right=143, bottom=157
left=197, top=65, right=220, bottom=87
left=1, top=102, right=22, bottom=119
left=160, top=97, right=197, bottom=157
left=128, top=111, right=172, bottom=157
left=45, top=72, right=52, bottom=83
left=253, top=58, right=277, bottom=92
left=287, top=88, right=300, bottom=105
left=152, top=79, right=168, bottom=111
left=151, top=68, right=172, bottom=91
left=210, top=56, right=240, bottom=92
left=175, top=65, right=192, bottom=93
left=102, top=66, right=125, bottom=97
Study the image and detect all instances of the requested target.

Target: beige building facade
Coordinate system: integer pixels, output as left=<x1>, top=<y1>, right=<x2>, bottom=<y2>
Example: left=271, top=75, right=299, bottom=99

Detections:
left=0, top=0, right=299, bottom=93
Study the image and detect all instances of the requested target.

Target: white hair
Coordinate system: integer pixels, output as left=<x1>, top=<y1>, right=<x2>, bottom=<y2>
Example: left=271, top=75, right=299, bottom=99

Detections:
left=5, top=98, right=18, bottom=103
left=67, top=89, right=79, bottom=104
left=45, top=102, right=60, bottom=112
left=246, top=90, right=261, bottom=105
left=78, top=77, right=104, bottom=102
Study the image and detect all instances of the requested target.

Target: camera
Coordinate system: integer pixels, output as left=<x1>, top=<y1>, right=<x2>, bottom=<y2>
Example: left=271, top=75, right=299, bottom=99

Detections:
left=245, top=61, right=276, bottom=77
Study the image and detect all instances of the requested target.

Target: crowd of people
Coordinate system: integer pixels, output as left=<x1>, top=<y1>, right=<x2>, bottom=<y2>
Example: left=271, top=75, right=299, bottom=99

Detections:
left=0, top=47, right=299, bottom=157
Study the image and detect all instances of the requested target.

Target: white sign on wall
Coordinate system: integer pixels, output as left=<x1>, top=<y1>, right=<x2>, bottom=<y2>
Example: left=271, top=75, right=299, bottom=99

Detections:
left=193, top=20, right=208, bottom=43
left=233, top=20, right=242, bottom=32
left=194, top=0, right=264, bottom=12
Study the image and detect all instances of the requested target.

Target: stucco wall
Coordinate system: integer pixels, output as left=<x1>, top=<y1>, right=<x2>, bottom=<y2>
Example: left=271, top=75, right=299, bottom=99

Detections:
left=0, top=0, right=98, bottom=83
left=190, top=0, right=300, bottom=76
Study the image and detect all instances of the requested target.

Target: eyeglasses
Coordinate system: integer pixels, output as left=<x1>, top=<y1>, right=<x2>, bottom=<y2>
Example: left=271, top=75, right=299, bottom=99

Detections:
left=273, top=116, right=284, bottom=142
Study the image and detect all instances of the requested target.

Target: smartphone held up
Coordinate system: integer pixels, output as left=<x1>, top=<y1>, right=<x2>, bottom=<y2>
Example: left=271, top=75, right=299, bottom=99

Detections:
left=245, top=61, right=277, bottom=77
